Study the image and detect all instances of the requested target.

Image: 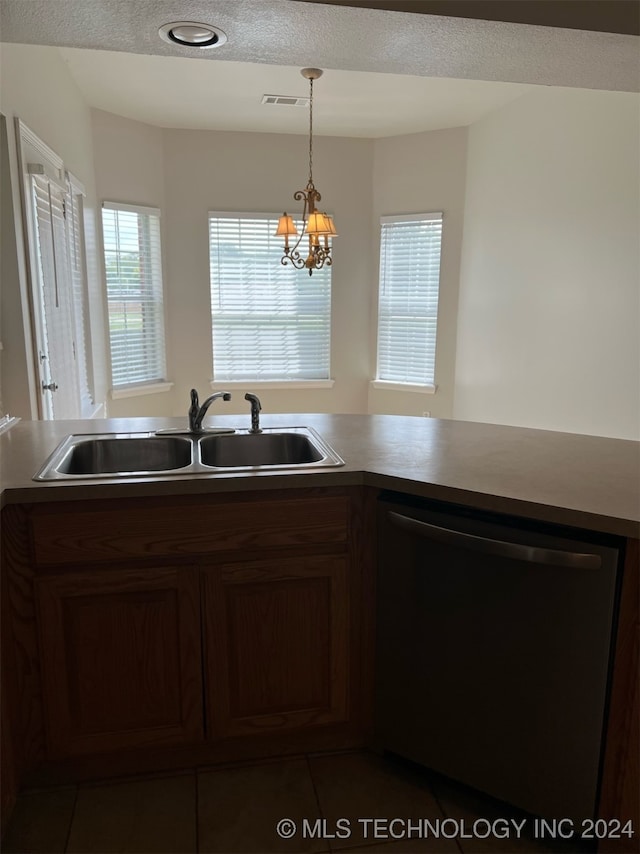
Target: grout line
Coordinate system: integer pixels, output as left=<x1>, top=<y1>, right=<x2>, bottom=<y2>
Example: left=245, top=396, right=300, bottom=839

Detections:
left=78, top=767, right=194, bottom=789
left=431, top=784, right=464, bottom=854
left=197, top=751, right=308, bottom=775
left=63, top=785, right=79, bottom=853
left=306, top=753, right=338, bottom=853
left=306, top=753, right=324, bottom=819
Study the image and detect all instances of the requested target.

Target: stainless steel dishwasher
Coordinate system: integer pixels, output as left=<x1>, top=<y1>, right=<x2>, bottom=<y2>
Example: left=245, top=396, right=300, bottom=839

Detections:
left=376, top=496, right=621, bottom=823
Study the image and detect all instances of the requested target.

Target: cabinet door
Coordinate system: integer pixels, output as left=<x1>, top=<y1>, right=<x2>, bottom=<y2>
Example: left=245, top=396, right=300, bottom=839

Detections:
left=203, top=555, right=349, bottom=740
left=36, top=566, right=202, bottom=758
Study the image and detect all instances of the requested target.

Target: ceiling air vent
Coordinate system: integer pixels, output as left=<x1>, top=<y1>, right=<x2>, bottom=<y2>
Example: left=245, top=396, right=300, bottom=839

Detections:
left=261, top=95, right=310, bottom=107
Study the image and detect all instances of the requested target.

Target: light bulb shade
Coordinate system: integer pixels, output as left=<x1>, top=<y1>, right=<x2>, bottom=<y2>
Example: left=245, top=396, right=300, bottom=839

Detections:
left=275, top=214, right=298, bottom=237
left=325, top=214, right=338, bottom=237
left=305, top=211, right=333, bottom=236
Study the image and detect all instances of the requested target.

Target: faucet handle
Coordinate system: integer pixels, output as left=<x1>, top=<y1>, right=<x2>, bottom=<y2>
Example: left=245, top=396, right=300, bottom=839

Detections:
left=190, top=388, right=199, bottom=407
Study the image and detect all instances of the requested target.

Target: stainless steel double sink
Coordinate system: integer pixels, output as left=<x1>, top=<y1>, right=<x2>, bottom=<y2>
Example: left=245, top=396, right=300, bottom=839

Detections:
left=34, top=427, right=345, bottom=481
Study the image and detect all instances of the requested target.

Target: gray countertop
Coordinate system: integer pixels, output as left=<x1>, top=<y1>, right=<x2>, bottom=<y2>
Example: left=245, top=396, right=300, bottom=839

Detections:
left=1, top=414, right=639, bottom=538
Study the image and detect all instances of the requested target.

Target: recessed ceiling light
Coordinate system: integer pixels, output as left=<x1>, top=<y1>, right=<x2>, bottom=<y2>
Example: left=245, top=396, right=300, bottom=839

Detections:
left=158, top=21, right=227, bottom=49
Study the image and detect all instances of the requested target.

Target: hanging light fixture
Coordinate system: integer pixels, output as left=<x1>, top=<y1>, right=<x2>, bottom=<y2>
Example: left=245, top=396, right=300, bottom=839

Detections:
left=276, top=68, right=338, bottom=275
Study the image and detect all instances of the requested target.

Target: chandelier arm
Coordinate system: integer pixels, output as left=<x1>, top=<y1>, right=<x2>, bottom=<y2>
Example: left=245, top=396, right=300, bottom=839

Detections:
left=281, top=252, right=306, bottom=269
left=286, top=190, right=310, bottom=258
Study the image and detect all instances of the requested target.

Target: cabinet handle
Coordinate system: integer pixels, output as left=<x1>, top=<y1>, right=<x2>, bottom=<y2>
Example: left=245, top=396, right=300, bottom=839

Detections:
left=387, top=511, right=602, bottom=569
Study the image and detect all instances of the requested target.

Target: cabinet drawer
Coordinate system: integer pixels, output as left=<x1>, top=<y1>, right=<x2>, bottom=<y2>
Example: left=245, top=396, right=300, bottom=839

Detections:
left=29, top=492, right=350, bottom=567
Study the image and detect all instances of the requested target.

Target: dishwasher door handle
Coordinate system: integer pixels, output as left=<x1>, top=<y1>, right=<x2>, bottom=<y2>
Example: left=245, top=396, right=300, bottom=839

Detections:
left=387, top=511, right=602, bottom=569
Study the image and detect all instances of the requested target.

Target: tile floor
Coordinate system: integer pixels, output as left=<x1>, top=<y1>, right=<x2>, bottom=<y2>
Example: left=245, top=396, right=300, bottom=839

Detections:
left=3, top=751, right=586, bottom=854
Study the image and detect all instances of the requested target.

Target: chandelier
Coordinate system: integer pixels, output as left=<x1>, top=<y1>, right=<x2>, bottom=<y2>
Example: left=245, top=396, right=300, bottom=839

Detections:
left=275, top=68, right=337, bottom=275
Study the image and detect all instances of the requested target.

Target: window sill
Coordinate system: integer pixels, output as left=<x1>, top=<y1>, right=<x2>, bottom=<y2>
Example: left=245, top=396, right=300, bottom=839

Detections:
left=80, top=402, right=105, bottom=419
left=370, top=380, right=437, bottom=394
left=111, top=381, right=174, bottom=400
left=0, top=415, right=20, bottom=435
left=210, top=380, right=335, bottom=390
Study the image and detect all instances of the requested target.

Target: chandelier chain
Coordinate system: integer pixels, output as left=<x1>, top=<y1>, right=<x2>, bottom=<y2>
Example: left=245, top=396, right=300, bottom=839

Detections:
left=308, top=77, right=314, bottom=183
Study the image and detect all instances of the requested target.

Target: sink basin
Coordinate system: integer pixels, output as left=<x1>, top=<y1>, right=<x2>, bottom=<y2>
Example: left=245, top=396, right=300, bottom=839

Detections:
left=34, top=434, right=193, bottom=480
left=200, top=432, right=324, bottom=467
left=58, top=437, right=192, bottom=474
left=34, top=427, right=344, bottom=480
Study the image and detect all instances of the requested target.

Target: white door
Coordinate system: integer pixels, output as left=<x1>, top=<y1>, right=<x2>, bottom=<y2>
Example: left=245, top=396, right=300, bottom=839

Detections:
left=17, top=121, right=84, bottom=420
left=30, top=172, right=82, bottom=419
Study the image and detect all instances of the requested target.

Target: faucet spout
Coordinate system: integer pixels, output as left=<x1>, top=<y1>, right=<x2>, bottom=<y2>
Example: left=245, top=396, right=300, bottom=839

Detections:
left=189, top=389, right=231, bottom=433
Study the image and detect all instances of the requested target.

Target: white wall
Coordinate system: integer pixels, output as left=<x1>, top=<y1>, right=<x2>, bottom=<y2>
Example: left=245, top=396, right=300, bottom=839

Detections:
left=4, top=46, right=638, bottom=439
left=92, top=110, right=374, bottom=417
left=0, top=43, right=107, bottom=417
left=91, top=109, right=169, bottom=417
left=92, top=110, right=467, bottom=421
left=454, top=87, right=640, bottom=440
left=369, top=127, right=467, bottom=418
left=91, top=109, right=165, bottom=209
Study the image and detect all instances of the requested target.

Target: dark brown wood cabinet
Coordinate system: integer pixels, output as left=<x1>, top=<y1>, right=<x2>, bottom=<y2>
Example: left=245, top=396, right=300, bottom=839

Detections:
left=1, top=487, right=369, bottom=789
left=0, top=685, right=17, bottom=837
left=35, top=565, right=202, bottom=758
left=1, top=511, right=18, bottom=837
left=598, top=539, right=639, bottom=854
left=203, top=554, right=349, bottom=740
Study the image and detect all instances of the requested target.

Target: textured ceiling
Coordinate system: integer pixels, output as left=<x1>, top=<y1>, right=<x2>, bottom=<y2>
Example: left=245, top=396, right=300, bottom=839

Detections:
left=1, top=0, right=638, bottom=92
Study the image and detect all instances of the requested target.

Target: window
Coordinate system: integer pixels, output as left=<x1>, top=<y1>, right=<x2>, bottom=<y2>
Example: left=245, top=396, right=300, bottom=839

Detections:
left=101, top=203, right=167, bottom=390
left=209, top=212, right=331, bottom=383
left=375, top=213, right=443, bottom=390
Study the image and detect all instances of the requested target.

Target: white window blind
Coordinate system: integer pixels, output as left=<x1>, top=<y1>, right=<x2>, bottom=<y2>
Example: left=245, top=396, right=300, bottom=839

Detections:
left=66, top=173, right=94, bottom=415
left=102, top=203, right=166, bottom=388
left=376, top=212, right=443, bottom=387
left=209, top=212, right=331, bottom=381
